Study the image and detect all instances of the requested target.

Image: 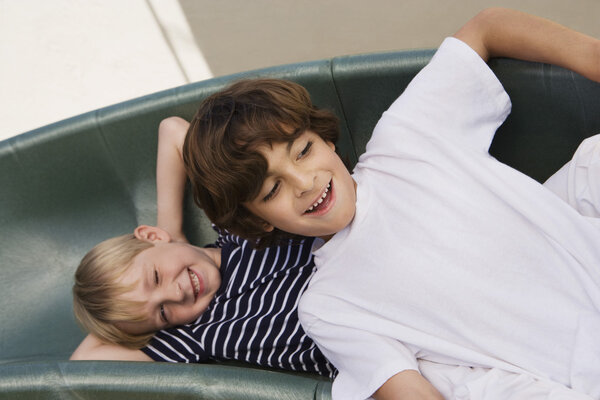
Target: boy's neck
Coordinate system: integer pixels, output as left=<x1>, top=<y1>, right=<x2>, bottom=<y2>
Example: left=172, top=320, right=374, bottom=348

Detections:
left=319, top=234, right=334, bottom=243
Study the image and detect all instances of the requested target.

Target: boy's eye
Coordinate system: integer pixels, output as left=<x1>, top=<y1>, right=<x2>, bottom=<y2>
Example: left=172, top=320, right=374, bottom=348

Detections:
left=160, top=304, right=169, bottom=324
left=154, top=269, right=159, bottom=285
left=263, top=181, right=280, bottom=202
left=297, top=141, right=312, bottom=160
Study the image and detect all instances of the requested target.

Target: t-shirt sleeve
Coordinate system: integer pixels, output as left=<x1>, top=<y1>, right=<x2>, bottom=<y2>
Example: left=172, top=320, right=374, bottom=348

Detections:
left=141, top=325, right=209, bottom=363
left=544, top=134, right=600, bottom=218
left=299, top=296, right=419, bottom=400
left=368, top=37, right=511, bottom=156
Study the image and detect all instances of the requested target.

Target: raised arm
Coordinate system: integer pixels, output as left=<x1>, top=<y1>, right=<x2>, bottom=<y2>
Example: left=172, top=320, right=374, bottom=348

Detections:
left=454, top=8, right=600, bottom=82
left=156, top=116, right=190, bottom=243
left=70, top=334, right=151, bottom=361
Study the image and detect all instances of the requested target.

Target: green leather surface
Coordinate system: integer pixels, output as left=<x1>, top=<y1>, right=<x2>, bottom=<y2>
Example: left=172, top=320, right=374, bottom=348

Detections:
left=1, top=48, right=600, bottom=398
left=0, top=361, right=331, bottom=399
left=332, top=49, right=435, bottom=158
left=489, top=58, right=600, bottom=181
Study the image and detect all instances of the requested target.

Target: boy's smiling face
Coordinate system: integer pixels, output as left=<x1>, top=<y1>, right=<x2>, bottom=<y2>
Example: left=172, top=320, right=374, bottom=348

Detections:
left=244, top=130, right=356, bottom=239
left=117, top=232, right=221, bottom=335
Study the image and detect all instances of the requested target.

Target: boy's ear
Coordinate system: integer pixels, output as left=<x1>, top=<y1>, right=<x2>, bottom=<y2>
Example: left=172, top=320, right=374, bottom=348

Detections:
left=134, top=225, right=172, bottom=244
left=262, top=222, right=274, bottom=232
left=327, top=141, right=335, bottom=151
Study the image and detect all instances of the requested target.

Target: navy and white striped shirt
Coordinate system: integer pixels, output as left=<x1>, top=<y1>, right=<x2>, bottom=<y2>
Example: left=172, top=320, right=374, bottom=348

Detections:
left=141, top=231, right=335, bottom=377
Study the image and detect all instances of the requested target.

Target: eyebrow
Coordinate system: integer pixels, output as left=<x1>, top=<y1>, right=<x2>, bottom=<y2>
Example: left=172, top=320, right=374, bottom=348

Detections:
left=263, top=139, right=296, bottom=181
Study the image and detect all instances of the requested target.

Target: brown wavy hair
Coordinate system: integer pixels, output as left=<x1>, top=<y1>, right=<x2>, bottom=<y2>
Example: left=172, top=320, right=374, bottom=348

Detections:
left=183, top=78, right=340, bottom=248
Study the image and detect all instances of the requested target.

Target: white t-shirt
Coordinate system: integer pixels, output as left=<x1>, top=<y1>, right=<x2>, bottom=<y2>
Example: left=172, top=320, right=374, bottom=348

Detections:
left=298, top=37, right=600, bottom=400
left=545, top=135, right=600, bottom=221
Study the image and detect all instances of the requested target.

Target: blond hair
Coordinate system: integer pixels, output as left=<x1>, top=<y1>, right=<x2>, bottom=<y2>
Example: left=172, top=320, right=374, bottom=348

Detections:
left=73, top=233, right=154, bottom=349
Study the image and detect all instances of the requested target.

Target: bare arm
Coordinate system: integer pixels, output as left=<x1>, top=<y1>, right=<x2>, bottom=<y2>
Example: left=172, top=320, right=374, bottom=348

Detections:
left=373, top=370, right=444, bottom=400
left=454, top=8, right=600, bottom=82
left=70, top=334, right=152, bottom=361
left=70, top=117, right=191, bottom=362
left=156, top=116, right=190, bottom=243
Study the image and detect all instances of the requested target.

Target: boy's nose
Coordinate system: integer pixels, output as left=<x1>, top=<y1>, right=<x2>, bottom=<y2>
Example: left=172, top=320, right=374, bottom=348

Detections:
left=290, top=170, right=315, bottom=197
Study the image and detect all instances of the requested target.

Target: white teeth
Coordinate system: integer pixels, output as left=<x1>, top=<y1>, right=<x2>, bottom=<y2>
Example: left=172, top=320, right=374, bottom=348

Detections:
left=306, top=183, right=331, bottom=212
left=189, top=269, right=200, bottom=296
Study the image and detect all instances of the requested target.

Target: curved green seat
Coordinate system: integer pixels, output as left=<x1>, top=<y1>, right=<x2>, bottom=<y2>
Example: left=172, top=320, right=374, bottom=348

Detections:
left=0, top=361, right=331, bottom=400
left=1, top=48, right=599, bottom=399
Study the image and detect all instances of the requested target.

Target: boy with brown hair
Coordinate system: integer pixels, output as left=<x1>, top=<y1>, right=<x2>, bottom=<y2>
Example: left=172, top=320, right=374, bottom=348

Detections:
left=183, top=78, right=342, bottom=248
left=180, top=8, right=600, bottom=399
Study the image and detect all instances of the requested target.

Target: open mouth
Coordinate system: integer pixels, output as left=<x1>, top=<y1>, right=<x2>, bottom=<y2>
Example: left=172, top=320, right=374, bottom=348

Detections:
left=305, top=181, right=332, bottom=214
left=188, top=268, right=202, bottom=300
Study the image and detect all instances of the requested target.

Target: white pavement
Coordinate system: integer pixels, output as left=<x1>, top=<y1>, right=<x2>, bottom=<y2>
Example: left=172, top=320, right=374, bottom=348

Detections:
left=2, top=0, right=599, bottom=142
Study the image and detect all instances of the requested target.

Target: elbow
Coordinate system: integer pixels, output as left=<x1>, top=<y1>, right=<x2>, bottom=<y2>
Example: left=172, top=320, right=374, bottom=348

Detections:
left=454, top=7, right=520, bottom=61
left=470, top=7, right=512, bottom=25
left=453, top=8, right=502, bottom=61
left=158, top=116, right=190, bottom=154
left=158, top=116, right=187, bottom=139
left=473, top=6, right=508, bottom=18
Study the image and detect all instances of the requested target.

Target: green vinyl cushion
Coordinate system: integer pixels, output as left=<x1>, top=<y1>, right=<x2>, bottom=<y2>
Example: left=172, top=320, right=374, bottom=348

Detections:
left=0, top=361, right=331, bottom=400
